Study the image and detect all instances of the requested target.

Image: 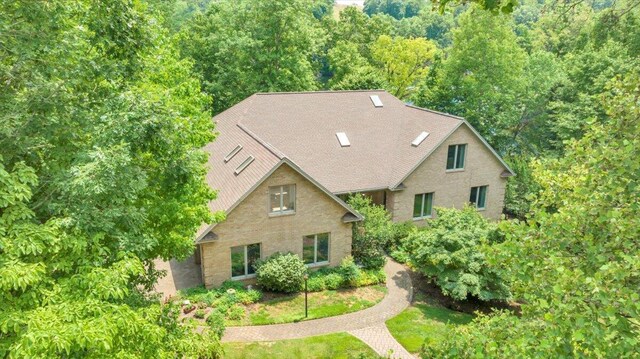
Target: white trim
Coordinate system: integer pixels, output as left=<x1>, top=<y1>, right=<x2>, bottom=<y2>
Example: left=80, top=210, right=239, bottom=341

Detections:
left=470, top=185, right=488, bottom=210
left=303, top=233, right=330, bottom=265
left=446, top=143, right=466, bottom=170
left=268, top=184, right=296, bottom=215
left=230, top=243, right=261, bottom=279
left=412, top=192, right=434, bottom=219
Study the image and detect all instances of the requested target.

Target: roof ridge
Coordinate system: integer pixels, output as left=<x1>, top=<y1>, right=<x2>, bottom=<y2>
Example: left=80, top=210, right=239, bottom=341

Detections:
left=255, top=89, right=387, bottom=95
left=404, top=104, right=465, bottom=121
left=236, top=122, right=286, bottom=160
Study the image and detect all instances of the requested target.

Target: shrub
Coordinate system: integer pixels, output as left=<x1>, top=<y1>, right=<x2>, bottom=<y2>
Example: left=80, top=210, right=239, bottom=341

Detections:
left=194, top=309, right=206, bottom=319
left=353, top=268, right=386, bottom=287
left=339, top=256, right=359, bottom=283
left=255, top=252, right=307, bottom=293
left=323, top=272, right=344, bottom=290
left=347, top=194, right=391, bottom=269
left=405, top=206, right=511, bottom=301
left=226, top=305, right=245, bottom=320
left=236, top=289, right=262, bottom=304
left=206, top=311, right=226, bottom=337
left=306, top=275, right=327, bottom=291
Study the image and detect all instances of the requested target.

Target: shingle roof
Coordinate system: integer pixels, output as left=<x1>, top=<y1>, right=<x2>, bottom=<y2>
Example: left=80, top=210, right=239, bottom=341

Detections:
left=197, top=90, right=512, bottom=238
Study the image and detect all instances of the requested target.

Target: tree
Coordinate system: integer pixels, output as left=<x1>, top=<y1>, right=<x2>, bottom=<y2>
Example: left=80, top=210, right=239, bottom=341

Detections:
left=405, top=207, right=511, bottom=301
left=423, top=73, right=640, bottom=358
left=347, top=194, right=392, bottom=269
left=414, top=7, right=527, bottom=152
left=0, top=0, right=221, bottom=355
left=371, top=35, right=437, bottom=99
left=364, top=0, right=425, bottom=19
left=180, top=0, right=322, bottom=113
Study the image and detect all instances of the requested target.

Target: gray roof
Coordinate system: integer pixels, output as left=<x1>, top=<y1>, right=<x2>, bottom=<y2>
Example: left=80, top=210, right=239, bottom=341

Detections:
left=197, top=90, right=513, bottom=239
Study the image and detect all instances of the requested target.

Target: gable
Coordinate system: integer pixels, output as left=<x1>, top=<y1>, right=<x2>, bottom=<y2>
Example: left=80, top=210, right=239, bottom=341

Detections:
left=197, top=160, right=362, bottom=243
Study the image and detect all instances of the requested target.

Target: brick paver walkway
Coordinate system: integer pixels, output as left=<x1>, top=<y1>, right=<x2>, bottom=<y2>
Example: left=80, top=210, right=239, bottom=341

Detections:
left=221, top=259, right=415, bottom=358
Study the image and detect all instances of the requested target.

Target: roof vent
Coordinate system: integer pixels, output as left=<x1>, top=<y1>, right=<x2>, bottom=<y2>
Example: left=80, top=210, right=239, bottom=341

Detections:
left=370, top=95, right=383, bottom=108
left=224, top=144, right=243, bottom=163
left=411, top=131, right=430, bottom=147
left=336, top=132, right=350, bottom=147
left=234, top=156, right=254, bottom=175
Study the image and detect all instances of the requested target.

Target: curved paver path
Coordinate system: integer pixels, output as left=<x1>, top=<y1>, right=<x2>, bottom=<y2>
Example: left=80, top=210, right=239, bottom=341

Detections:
left=221, top=259, right=415, bottom=358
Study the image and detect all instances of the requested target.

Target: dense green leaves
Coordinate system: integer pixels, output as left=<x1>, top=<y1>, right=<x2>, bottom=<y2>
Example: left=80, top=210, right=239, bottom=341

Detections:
left=179, top=0, right=321, bottom=113
left=405, top=207, right=511, bottom=301
left=0, top=0, right=221, bottom=356
left=423, top=74, right=640, bottom=358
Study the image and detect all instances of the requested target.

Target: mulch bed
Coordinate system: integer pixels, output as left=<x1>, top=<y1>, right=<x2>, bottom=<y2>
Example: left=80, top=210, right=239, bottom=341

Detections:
left=406, top=265, right=521, bottom=316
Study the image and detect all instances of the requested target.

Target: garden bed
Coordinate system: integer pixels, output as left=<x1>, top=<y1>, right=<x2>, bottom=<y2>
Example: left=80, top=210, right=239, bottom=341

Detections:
left=172, top=265, right=387, bottom=329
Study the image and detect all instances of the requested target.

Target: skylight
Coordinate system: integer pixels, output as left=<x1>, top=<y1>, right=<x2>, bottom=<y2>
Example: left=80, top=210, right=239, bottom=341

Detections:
left=336, top=132, right=350, bottom=147
left=411, top=131, right=429, bottom=147
left=370, top=95, right=383, bottom=107
left=224, top=144, right=243, bottom=163
left=234, top=156, right=254, bottom=175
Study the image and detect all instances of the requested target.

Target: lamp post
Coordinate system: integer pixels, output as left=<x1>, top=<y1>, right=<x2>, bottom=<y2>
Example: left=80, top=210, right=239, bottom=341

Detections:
left=304, top=274, right=309, bottom=318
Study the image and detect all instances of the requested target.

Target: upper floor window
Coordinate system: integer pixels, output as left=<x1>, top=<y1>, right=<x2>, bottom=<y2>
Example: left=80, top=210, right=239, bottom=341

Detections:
left=413, top=192, right=434, bottom=219
left=446, top=144, right=466, bottom=170
left=269, top=184, right=295, bottom=215
left=470, top=186, right=487, bottom=210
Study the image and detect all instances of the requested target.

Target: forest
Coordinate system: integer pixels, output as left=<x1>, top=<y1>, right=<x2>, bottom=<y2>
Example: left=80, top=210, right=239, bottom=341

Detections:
left=1, top=0, right=638, bottom=357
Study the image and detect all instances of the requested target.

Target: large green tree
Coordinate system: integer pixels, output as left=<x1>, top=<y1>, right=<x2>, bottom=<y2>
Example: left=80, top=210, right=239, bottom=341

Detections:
left=423, top=73, right=640, bottom=358
left=180, top=0, right=322, bottom=113
left=0, top=0, right=220, bottom=355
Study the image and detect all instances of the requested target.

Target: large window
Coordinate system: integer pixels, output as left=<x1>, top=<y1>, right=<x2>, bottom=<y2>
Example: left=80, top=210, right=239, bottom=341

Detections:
left=469, top=186, right=488, bottom=210
left=413, top=192, right=434, bottom=219
left=446, top=144, right=466, bottom=170
left=302, top=233, right=330, bottom=265
left=269, top=184, right=296, bottom=215
left=231, top=243, right=261, bottom=278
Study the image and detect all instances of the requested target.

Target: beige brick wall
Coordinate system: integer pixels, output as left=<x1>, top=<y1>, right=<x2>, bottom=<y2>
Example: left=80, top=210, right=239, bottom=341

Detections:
left=390, top=123, right=508, bottom=223
left=200, top=163, right=353, bottom=288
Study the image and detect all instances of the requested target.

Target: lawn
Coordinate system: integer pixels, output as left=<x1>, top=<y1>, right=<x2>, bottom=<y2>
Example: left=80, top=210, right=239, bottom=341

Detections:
left=226, top=285, right=386, bottom=326
left=222, top=332, right=377, bottom=359
left=385, top=303, right=474, bottom=353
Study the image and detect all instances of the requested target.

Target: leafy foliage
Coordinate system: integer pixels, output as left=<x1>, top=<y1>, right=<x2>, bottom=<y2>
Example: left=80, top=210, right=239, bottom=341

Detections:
left=0, top=0, right=221, bottom=356
left=255, top=253, right=308, bottom=293
left=423, top=73, right=640, bottom=357
left=179, top=0, right=321, bottom=113
left=306, top=256, right=386, bottom=291
left=348, top=194, right=393, bottom=269
left=405, top=207, right=511, bottom=301
left=364, top=0, right=425, bottom=19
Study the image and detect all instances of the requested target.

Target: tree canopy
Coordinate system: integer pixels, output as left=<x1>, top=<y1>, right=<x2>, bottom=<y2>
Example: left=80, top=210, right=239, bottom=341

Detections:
left=0, top=0, right=221, bottom=356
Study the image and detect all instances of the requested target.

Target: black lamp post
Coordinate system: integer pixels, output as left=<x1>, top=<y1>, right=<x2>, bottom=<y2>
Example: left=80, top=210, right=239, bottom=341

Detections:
left=303, top=274, right=309, bottom=318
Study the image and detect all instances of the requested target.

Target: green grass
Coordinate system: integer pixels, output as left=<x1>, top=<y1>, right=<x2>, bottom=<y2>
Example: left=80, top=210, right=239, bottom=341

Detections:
left=385, top=303, right=474, bottom=353
left=222, top=332, right=377, bottom=359
left=227, top=285, right=386, bottom=326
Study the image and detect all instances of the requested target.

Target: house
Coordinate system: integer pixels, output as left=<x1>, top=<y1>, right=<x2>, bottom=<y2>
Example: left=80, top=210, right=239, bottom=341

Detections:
left=196, top=90, right=514, bottom=287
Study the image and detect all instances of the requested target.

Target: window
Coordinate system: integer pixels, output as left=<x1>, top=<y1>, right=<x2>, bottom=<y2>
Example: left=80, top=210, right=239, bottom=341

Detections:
left=224, top=144, right=243, bottom=163
left=413, top=192, right=434, bottom=219
left=446, top=144, right=466, bottom=170
left=470, top=186, right=488, bottom=210
left=303, top=233, right=330, bottom=265
left=269, top=184, right=296, bottom=214
left=230, top=243, right=261, bottom=278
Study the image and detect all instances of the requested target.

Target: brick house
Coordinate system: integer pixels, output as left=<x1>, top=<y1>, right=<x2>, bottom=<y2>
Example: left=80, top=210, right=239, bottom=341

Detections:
left=196, top=90, right=514, bottom=287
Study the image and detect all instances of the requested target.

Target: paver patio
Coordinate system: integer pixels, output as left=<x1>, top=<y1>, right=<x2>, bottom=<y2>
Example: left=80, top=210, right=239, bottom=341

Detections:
left=221, top=259, right=415, bottom=358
